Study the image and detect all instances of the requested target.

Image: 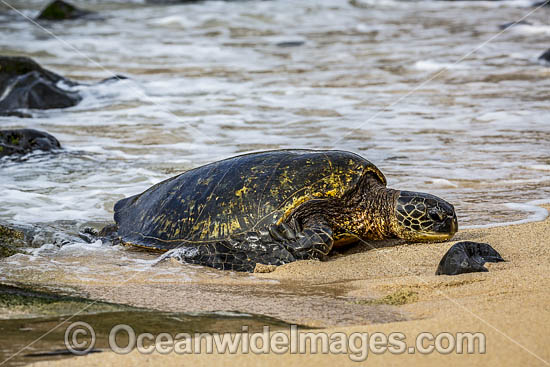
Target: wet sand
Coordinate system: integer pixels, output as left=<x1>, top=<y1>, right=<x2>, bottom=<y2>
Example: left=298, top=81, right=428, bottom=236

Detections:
left=32, top=205, right=550, bottom=366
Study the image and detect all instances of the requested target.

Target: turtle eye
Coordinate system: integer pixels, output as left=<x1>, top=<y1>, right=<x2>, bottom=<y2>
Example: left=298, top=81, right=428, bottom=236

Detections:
left=428, top=208, right=446, bottom=222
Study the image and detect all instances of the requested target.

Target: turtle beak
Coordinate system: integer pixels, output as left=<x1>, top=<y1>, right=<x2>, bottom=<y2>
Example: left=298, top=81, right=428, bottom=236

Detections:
left=434, top=212, right=458, bottom=238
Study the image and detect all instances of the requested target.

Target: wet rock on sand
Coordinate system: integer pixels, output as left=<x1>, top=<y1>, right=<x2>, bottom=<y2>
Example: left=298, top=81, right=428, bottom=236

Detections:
left=0, top=221, right=94, bottom=258
left=435, top=241, right=505, bottom=275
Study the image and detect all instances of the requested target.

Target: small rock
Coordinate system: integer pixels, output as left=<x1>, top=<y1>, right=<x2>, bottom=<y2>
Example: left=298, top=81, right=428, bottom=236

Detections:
left=436, top=241, right=505, bottom=276
left=349, top=0, right=369, bottom=9
left=538, top=49, right=550, bottom=65
left=498, top=20, right=532, bottom=30
left=0, top=56, right=81, bottom=112
left=0, top=56, right=127, bottom=113
left=276, top=41, right=305, bottom=48
left=0, top=129, right=61, bottom=158
left=531, top=0, right=549, bottom=7
left=254, top=263, right=278, bottom=273
left=36, top=0, right=94, bottom=21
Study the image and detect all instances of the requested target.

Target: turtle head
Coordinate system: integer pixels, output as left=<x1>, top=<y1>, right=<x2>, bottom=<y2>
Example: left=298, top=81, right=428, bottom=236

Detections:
left=392, top=191, right=458, bottom=242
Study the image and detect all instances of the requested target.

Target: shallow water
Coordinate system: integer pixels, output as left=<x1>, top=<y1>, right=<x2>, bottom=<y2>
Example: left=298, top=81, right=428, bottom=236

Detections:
left=0, top=0, right=549, bottom=312
left=0, top=309, right=292, bottom=366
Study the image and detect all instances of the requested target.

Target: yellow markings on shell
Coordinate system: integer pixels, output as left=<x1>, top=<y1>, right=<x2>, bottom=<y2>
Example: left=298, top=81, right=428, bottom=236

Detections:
left=121, top=240, right=166, bottom=252
left=235, top=186, right=250, bottom=197
left=224, top=219, right=241, bottom=235
left=276, top=172, right=347, bottom=225
left=197, top=176, right=214, bottom=186
left=209, top=217, right=241, bottom=239
left=162, top=219, right=172, bottom=230
left=315, top=187, right=339, bottom=198
left=210, top=220, right=220, bottom=238
left=273, top=159, right=375, bottom=231
left=278, top=170, right=293, bottom=186
left=365, top=166, right=387, bottom=186
left=134, top=154, right=383, bottom=244
left=276, top=195, right=310, bottom=225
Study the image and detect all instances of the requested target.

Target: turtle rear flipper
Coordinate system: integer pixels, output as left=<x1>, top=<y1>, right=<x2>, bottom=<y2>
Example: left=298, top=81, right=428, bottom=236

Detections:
left=156, top=241, right=295, bottom=272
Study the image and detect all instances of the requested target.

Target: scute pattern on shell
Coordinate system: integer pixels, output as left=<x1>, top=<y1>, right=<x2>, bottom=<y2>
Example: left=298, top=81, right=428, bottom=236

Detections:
left=114, top=149, right=385, bottom=250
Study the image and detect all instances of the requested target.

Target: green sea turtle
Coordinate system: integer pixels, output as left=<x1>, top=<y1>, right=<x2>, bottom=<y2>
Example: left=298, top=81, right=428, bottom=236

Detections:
left=110, top=150, right=458, bottom=272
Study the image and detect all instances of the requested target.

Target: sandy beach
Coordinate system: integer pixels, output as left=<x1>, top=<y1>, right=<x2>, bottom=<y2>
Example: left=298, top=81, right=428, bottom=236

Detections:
left=29, top=204, right=550, bottom=367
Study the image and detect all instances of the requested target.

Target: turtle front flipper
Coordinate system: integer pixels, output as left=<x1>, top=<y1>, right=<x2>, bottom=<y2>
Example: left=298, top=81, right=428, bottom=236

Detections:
left=436, top=241, right=505, bottom=276
left=283, top=225, right=334, bottom=260
left=221, top=223, right=333, bottom=270
left=157, top=224, right=333, bottom=272
left=229, top=224, right=333, bottom=270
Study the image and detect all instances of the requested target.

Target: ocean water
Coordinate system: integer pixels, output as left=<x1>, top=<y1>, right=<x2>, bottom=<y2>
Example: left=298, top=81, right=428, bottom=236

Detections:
left=0, top=0, right=549, bottom=278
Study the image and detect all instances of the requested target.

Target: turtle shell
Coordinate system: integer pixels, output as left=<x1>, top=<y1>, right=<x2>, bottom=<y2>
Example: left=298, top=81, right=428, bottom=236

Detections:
left=114, top=149, right=386, bottom=250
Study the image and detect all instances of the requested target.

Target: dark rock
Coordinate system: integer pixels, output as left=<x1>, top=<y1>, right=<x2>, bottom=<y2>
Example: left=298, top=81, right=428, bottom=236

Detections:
left=276, top=41, right=305, bottom=48
left=498, top=20, right=532, bottom=30
left=98, top=74, right=129, bottom=84
left=436, top=241, right=505, bottom=276
left=147, top=0, right=204, bottom=3
left=0, top=221, right=102, bottom=258
left=0, top=56, right=81, bottom=112
left=349, top=0, right=369, bottom=8
left=146, top=0, right=252, bottom=3
left=36, top=0, right=94, bottom=21
left=0, top=56, right=130, bottom=114
left=0, top=110, right=32, bottom=118
left=0, top=128, right=61, bottom=158
left=538, top=49, right=550, bottom=64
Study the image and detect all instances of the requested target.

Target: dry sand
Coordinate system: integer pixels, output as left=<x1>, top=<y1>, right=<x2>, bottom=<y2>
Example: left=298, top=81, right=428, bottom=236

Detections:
left=32, top=205, right=550, bottom=366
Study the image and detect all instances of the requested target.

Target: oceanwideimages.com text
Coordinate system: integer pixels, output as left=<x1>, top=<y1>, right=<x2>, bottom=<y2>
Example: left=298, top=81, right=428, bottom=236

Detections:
left=65, top=322, right=486, bottom=361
